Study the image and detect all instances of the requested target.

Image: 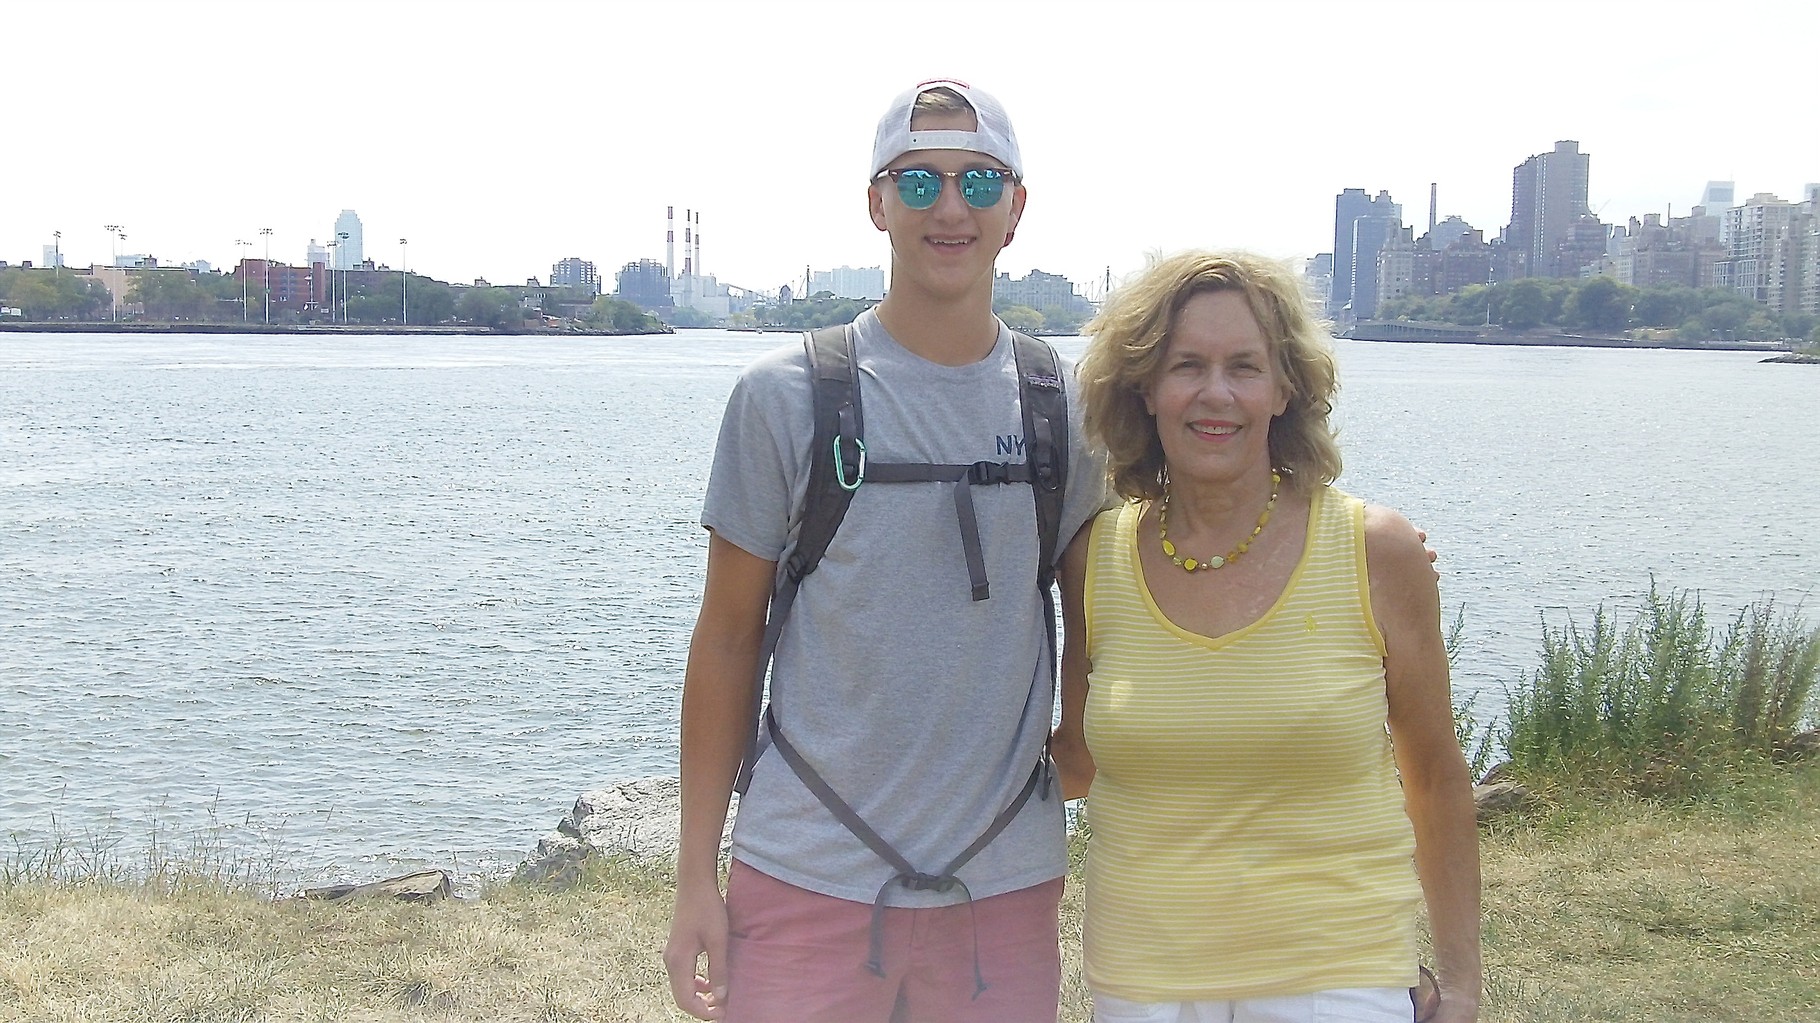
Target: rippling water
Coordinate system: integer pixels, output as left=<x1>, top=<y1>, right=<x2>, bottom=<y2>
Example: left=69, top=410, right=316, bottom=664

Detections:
left=2, top=330, right=1815, bottom=887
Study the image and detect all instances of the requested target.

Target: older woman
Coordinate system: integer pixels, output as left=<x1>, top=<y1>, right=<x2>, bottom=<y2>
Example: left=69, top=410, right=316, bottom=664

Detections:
left=1051, top=251, right=1480, bottom=1023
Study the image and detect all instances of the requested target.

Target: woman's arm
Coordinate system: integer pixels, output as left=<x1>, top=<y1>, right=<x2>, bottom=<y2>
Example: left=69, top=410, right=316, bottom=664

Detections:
left=1366, top=505, right=1482, bottom=1023
left=1050, top=523, right=1097, bottom=801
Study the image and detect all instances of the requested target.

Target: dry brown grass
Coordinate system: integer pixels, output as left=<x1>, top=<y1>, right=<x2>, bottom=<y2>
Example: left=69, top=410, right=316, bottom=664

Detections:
left=5, top=769, right=1818, bottom=1022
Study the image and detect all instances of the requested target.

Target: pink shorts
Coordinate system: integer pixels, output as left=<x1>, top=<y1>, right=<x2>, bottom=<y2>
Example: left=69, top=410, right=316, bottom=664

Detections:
left=723, top=859, right=1063, bottom=1023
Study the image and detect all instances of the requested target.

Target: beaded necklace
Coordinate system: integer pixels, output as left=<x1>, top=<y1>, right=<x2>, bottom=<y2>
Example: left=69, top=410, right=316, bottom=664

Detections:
left=1157, top=471, right=1281, bottom=572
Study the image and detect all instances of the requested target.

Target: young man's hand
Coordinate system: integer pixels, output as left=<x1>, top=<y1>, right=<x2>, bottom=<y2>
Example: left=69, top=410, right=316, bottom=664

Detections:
left=664, top=879, right=731, bottom=1019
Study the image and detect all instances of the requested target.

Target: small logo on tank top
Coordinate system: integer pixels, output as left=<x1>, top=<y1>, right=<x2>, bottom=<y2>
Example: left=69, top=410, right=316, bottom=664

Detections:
left=996, top=434, right=1026, bottom=457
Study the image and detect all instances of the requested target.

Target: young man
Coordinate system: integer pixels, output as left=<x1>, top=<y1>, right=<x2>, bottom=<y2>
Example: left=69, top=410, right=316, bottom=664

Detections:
left=663, top=80, right=1105, bottom=1022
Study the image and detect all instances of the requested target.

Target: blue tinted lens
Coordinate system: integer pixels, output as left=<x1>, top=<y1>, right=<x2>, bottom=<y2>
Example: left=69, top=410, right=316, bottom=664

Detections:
left=894, top=169, right=941, bottom=210
left=959, top=169, right=1006, bottom=209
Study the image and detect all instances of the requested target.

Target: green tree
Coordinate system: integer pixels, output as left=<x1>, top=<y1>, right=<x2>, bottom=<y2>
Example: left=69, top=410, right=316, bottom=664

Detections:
left=1562, top=277, right=1634, bottom=334
left=584, top=296, right=664, bottom=333
left=128, top=270, right=214, bottom=321
left=662, top=305, right=717, bottom=327
left=456, top=287, right=522, bottom=330
left=1038, top=304, right=1087, bottom=333
left=1633, top=287, right=1696, bottom=328
left=1499, top=279, right=1549, bottom=330
left=0, top=268, right=113, bottom=320
left=998, top=304, right=1044, bottom=332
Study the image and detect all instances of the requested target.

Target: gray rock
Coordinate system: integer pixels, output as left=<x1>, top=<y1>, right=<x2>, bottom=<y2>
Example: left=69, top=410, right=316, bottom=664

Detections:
left=300, top=868, right=454, bottom=903
left=1473, top=780, right=1538, bottom=822
left=515, top=776, right=735, bottom=887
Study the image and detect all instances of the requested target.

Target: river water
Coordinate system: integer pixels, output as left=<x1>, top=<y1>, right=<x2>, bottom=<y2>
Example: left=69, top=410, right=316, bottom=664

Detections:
left=2, top=329, right=1815, bottom=887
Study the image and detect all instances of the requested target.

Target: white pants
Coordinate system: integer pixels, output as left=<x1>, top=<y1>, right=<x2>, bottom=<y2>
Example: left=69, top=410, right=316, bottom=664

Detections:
left=1093, top=987, right=1412, bottom=1023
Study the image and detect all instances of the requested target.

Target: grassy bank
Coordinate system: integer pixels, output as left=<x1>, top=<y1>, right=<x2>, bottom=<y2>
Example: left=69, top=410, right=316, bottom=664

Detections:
left=7, top=587, right=1814, bottom=1021
left=4, top=765, right=1818, bottom=1022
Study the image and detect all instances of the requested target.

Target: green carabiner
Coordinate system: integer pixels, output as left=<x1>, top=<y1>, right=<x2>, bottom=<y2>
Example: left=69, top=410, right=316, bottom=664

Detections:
left=833, top=436, right=866, bottom=491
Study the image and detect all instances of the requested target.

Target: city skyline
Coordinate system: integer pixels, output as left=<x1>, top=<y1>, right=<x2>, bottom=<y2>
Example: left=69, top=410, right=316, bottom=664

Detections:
left=7, top=0, right=1816, bottom=293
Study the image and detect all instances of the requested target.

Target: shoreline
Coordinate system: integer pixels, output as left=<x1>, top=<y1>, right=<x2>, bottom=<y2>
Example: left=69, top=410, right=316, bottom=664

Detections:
left=0, top=321, right=670, bottom=337
left=1340, top=320, right=1792, bottom=353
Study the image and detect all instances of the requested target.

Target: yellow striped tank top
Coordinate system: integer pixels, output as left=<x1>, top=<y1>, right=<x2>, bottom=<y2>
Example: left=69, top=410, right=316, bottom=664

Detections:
left=1082, top=486, right=1420, bottom=1001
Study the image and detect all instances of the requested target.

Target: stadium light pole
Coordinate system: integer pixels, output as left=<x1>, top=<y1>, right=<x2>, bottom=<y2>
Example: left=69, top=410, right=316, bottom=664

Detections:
left=258, top=227, right=273, bottom=325
left=325, top=240, right=337, bottom=323
left=399, top=238, right=408, bottom=326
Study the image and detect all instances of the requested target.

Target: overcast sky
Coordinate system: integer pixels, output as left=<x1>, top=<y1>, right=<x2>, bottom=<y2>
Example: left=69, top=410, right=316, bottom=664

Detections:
left=8, top=0, right=1816, bottom=296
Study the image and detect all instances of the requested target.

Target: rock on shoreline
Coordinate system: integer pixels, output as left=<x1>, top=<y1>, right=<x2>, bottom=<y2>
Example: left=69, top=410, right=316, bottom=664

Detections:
left=514, top=777, right=733, bottom=887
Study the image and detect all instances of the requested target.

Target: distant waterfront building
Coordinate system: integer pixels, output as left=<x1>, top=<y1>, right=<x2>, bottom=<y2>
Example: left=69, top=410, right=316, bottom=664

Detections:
left=993, top=269, right=1090, bottom=314
left=1434, top=229, right=1492, bottom=297
left=1301, top=254, right=1333, bottom=310
left=232, top=259, right=327, bottom=314
left=40, top=246, right=64, bottom=268
left=1329, top=188, right=1399, bottom=318
left=808, top=265, right=885, bottom=300
left=616, top=259, right=673, bottom=310
left=550, top=257, right=601, bottom=295
left=1374, top=227, right=1417, bottom=313
left=1716, top=192, right=1814, bottom=316
left=306, top=238, right=331, bottom=269
left=333, top=211, right=364, bottom=270
left=1506, top=141, right=1591, bottom=279
left=1611, top=212, right=1727, bottom=291
left=1349, top=212, right=1401, bottom=320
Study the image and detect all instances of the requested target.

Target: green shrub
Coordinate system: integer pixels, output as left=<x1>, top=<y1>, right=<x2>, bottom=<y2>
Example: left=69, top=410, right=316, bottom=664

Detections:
left=1503, top=585, right=1819, bottom=793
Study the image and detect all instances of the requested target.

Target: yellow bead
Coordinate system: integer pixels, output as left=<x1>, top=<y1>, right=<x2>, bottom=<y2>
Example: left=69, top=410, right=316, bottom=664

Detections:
left=1258, top=510, right=1272, bottom=525
left=1183, top=558, right=1198, bottom=571
left=1162, top=540, right=1176, bottom=557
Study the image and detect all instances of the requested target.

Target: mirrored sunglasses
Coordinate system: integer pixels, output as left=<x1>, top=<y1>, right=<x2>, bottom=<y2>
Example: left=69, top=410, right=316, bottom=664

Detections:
left=874, top=168, right=1013, bottom=210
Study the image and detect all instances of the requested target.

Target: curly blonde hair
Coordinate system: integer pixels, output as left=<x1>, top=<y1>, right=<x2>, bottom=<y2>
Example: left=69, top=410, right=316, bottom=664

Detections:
left=1078, top=250, right=1341, bottom=501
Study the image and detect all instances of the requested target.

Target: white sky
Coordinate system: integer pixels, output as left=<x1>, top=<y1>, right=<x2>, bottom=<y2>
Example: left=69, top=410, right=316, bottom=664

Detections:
left=8, top=0, right=1816, bottom=296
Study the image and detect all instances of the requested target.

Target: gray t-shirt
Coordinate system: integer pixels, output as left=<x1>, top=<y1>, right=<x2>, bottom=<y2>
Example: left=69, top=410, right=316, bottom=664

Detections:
left=703, top=309, right=1105, bottom=906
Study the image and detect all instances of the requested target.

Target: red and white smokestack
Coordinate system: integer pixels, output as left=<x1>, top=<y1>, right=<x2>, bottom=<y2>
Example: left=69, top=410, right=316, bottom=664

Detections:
left=667, top=206, right=675, bottom=278
left=683, top=208, right=693, bottom=279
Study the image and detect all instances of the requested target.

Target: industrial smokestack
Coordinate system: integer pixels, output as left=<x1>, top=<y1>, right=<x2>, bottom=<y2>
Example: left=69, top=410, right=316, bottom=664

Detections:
left=683, top=208, right=693, bottom=279
left=695, top=210, right=702, bottom=279
left=1428, top=183, right=1437, bottom=234
left=667, top=206, right=675, bottom=279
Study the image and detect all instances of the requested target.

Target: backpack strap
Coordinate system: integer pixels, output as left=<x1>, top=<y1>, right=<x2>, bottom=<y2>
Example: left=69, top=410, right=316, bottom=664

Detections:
left=1010, top=330, right=1069, bottom=590
left=732, top=324, right=858, bottom=796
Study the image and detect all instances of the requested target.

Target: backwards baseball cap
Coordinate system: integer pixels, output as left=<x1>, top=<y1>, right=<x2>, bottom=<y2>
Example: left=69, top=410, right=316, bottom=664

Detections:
left=869, top=78, right=1023, bottom=180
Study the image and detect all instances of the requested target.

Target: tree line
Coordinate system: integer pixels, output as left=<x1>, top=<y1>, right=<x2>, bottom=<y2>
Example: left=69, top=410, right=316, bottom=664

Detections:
left=1379, top=277, right=1820, bottom=344
left=0, top=267, right=662, bottom=333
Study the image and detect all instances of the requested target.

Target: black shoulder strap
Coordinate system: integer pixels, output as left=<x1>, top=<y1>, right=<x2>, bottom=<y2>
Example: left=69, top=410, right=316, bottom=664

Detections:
left=1009, top=330, right=1069, bottom=586
left=733, top=324, right=859, bottom=795
left=787, top=324, right=864, bottom=585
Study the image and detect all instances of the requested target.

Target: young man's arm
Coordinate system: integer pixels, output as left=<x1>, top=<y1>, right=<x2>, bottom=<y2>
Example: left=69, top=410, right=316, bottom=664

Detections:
left=662, top=532, right=775, bottom=1021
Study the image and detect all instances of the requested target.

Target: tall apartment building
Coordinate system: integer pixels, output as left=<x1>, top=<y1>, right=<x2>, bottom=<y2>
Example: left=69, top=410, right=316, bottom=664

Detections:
left=616, top=259, right=673, bottom=309
left=1718, top=193, right=1804, bottom=311
left=1349, top=213, right=1402, bottom=320
left=333, top=210, right=364, bottom=270
left=1611, top=213, right=1727, bottom=290
left=809, top=265, right=885, bottom=300
left=1329, top=188, right=1400, bottom=318
left=1374, top=226, right=1418, bottom=314
left=551, top=257, right=601, bottom=295
left=1506, top=141, right=1591, bottom=279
